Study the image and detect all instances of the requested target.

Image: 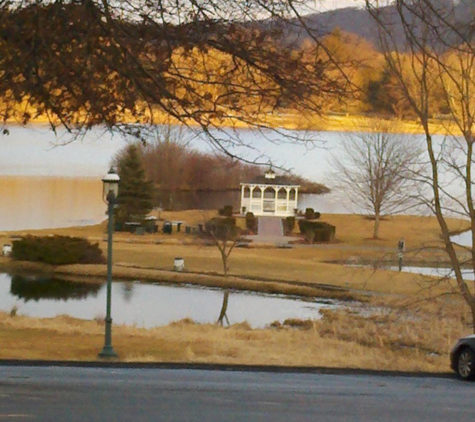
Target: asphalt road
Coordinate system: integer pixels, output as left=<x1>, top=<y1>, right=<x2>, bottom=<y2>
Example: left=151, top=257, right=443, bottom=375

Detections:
left=0, top=366, right=473, bottom=421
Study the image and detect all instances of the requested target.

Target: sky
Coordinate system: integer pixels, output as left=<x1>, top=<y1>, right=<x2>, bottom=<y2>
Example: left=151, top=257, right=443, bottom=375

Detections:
left=317, top=0, right=364, bottom=11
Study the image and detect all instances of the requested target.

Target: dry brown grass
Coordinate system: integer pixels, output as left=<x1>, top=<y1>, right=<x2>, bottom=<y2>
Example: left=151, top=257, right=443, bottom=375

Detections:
left=0, top=308, right=453, bottom=372
left=309, top=214, right=468, bottom=249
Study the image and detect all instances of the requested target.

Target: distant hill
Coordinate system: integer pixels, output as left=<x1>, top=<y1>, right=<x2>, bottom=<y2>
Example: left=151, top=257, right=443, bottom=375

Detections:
left=286, top=0, right=473, bottom=49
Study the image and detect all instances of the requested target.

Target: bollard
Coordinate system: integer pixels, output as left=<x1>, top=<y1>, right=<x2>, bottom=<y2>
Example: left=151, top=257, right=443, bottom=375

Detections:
left=174, top=257, right=185, bottom=272
left=2, top=244, right=12, bottom=257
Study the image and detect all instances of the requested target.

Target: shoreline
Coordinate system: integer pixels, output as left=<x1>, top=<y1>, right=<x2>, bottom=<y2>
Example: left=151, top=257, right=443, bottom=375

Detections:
left=4, top=113, right=460, bottom=136
left=0, top=257, right=360, bottom=302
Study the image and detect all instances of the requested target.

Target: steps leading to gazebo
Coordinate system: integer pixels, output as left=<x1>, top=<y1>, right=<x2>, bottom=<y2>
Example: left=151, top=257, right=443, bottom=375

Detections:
left=258, top=216, right=283, bottom=237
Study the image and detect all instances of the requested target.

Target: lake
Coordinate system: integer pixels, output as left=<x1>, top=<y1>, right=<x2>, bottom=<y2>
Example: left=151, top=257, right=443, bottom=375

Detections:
left=0, top=273, right=335, bottom=328
left=0, top=124, right=456, bottom=231
left=0, top=124, right=355, bottom=231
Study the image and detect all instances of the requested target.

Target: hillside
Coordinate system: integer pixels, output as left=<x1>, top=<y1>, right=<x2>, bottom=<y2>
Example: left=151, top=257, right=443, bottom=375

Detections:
left=288, top=1, right=473, bottom=49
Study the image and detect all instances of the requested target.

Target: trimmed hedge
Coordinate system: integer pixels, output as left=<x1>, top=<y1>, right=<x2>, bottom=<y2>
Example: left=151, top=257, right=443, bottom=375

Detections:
left=298, top=220, right=336, bottom=243
left=12, top=236, right=105, bottom=265
left=282, top=216, right=295, bottom=235
left=245, top=212, right=258, bottom=233
left=304, top=208, right=321, bottom=220
left=218, top=205, right=234, bottom=217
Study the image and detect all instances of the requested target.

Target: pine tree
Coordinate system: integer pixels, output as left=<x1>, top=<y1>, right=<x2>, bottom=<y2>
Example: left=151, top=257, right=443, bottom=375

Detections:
left=115, top=145, right=154, bottom=225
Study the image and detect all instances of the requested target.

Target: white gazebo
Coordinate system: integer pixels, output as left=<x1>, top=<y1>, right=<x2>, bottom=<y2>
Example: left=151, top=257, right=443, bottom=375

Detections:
left=240, top=168, right=299, bottom=217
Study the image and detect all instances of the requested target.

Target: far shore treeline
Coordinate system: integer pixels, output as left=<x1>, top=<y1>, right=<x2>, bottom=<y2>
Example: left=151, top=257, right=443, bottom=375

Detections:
left=114, top=140, right=329, bottom=211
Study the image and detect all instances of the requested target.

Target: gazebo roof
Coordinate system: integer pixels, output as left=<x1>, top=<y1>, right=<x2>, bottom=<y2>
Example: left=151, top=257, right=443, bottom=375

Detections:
left=241, top=175, right=300, bottom=187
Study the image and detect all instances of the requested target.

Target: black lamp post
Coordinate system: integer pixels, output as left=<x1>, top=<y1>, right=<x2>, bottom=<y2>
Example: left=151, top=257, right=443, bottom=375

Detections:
left=98, top=168, right=120, bottom=358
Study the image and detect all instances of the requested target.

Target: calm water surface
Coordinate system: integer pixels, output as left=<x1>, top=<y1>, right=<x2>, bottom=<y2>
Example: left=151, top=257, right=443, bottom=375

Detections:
left=0, top=124, right=453, bottom=231
left=0, top=125, right=351, bottom=230
left=0, top=273, right=334, bottom=328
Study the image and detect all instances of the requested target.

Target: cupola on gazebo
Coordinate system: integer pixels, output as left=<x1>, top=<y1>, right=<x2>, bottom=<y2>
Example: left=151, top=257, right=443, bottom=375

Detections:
left=240, top=168, right=299, bottom=217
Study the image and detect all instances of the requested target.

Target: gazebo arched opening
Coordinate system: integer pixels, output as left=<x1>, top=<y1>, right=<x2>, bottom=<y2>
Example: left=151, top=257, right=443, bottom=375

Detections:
left=264, top=187, right=275, bottom=199
left=263, top=187, right=275, bottom=213
left=252, top=187, right=262, bottom=198
left=243, top=186, right=250, bottom=198
left=277, top=188, right=287, bottom=199
left=289, top=188, right=296, bottom=201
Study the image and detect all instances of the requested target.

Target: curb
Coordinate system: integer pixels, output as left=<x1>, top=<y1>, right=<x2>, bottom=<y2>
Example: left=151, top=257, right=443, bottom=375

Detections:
left=0, top=360, right=454, bottom=379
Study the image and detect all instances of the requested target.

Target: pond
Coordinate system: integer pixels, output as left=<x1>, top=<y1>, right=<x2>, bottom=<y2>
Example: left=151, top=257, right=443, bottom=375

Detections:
left=451, top=230, right=471, bottom=248
left=351, top=264, right=475, bottom=281
left=0, top=273, right=336, bottom=328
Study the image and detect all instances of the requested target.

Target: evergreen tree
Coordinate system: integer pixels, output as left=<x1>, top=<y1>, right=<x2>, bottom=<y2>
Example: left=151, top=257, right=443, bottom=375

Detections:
left=115, top=145, right=154, bottom=225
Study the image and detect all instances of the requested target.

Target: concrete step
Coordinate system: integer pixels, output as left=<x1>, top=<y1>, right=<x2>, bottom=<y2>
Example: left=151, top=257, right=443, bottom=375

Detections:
left=258, top=216, right=283, bottom=237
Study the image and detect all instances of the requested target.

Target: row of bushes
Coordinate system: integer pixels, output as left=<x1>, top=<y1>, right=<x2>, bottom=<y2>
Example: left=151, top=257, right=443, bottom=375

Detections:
left=245, top=212, right=258, bottom=233
left=304, top=208, right=321, bottom=220
left=282, top=216, right=295, bottom=235
left=298, top=220, right=336, bottom=243
left=218, top=205, right=234, bottom=217
left=282, top=212, right=335, bottom=243
left=12, top=236, right=105, bottom=265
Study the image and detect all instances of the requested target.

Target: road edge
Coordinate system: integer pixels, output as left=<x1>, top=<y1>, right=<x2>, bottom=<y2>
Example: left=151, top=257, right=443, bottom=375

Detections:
left=0, top=359, right=454, bottom=379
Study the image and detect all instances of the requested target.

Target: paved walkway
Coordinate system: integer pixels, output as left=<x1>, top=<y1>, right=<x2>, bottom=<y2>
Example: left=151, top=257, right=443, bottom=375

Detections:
left=243, top=216, right=298, bottom=246
left=258, top=216, right=283, bottom=237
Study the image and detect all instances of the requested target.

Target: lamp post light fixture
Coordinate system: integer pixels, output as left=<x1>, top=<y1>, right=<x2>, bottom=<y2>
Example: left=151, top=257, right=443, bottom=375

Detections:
left=98, top=168, right=120, bottom=358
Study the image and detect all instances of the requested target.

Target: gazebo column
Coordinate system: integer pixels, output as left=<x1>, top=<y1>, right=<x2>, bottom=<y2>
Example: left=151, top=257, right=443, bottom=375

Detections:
left=286, top=188, right=290, bottom=215
left=250, top=186, right=255, bottom=213
left=241, top=184, right=247, bottom=214
left=260, top=186, right=264, bottom=214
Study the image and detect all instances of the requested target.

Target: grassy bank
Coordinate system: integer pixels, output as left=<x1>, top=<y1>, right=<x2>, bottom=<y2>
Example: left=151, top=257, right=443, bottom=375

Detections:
left=0, top=305, right=459, bottom=372
left=0, top=212, right=470, bottom=371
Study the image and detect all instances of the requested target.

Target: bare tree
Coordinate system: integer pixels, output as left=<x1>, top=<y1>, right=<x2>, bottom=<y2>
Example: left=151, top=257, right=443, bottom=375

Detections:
left=366, top=0, right=475, bottom=329
left=332, top=122, right=423, bottom=239
left=205, top=215, right=240, bottom=325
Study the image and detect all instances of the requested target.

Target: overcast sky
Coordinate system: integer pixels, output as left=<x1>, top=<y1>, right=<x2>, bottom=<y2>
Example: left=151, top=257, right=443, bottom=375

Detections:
left=315, top=0, right=364, bottom=12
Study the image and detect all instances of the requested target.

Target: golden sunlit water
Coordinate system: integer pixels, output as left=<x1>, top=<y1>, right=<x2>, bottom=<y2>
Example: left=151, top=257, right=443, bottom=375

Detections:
left=0, top=176, right=106, bottom=231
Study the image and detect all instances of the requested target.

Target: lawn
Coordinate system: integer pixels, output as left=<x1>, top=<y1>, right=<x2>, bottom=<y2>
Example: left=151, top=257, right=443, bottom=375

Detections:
left=0, top=212, right=471, bottom=371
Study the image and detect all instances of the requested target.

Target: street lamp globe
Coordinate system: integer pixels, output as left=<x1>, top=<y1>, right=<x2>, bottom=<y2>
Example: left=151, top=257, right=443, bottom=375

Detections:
left=102, top=168, right=120, bottom=202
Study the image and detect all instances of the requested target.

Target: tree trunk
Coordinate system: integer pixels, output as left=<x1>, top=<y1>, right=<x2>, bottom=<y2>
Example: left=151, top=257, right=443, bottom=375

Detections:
left=373, top=213, right=380, bottom=239
left=217, top=290, right=229, bottom=326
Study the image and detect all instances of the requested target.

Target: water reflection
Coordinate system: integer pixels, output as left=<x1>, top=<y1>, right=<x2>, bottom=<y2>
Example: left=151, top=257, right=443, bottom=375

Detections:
left=217, top=290, right=230, bottom=326
left=10, top=274, right=101, bottom=302
left=121, top=281, right=135, bottom=303
left=0, top=176, right=327, bottom=231
left=0, top=272, right=333, bottom=328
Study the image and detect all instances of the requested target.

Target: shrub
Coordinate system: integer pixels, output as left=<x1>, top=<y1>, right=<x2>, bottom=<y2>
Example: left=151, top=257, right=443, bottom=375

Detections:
left=282, top=216, right=295, bottom=235
left=304, top=208, right=321, bottom=220
left=298, top=220, right=336, bottom=243
left=218, top=205, right=233, bottom=217
left=245, top=212, right=258, bottom=233
left=305, top=208, right=315, bottom=219
left=12, top=236, right=105, bottom=265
